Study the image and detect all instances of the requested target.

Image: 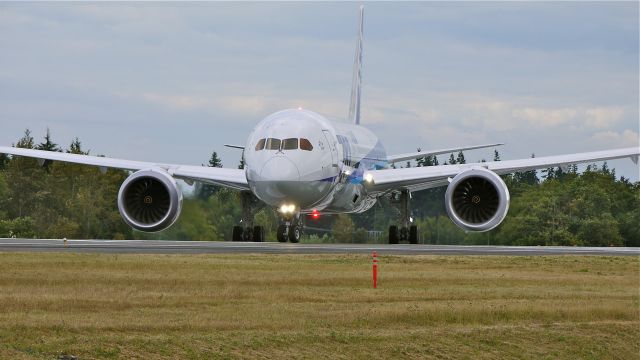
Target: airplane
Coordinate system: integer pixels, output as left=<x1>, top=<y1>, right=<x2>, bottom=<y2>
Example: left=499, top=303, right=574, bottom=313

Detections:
left=1, top=6, right=638, bottom=244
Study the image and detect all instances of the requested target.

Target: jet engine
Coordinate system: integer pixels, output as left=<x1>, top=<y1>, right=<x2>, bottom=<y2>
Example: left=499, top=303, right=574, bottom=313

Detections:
left=117, top=168, right=183, bottom=232
left=444, top=168, right=510, bottom=232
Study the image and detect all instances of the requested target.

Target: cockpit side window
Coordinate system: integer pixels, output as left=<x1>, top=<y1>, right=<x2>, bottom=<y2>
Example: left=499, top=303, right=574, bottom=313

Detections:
left=265, top=138, right=281, bottom=150
left=282, top=138, right=298, bottom=150
left=300, top=138, right=313, bottom=151
left=255, top=138, right=266, bottom=151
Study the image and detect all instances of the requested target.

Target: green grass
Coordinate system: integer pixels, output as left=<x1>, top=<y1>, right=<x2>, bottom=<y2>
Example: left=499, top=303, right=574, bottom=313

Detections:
left=0, top=253, right=638, bottom=359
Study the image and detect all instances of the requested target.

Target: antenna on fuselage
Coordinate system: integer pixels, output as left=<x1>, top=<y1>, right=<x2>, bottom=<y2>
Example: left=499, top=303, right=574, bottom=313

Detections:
left=348, top=5, right=364, bottom=125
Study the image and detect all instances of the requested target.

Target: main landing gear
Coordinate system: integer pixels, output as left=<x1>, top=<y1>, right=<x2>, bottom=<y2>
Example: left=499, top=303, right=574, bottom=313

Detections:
left=388, top=189, right=419, bottom=245
left=232, top=191, right=266, bottom=242
left=276, top=213, right=303, bottom=243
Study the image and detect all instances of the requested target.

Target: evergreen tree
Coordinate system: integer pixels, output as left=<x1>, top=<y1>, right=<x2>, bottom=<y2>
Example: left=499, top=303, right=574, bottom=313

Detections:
left=207, top=151, right=223, bottom=168
left=67, top=137, right=88, bottom=155
left=514, top=153, right=539, bottom=185
left=456, top=151, right=466, bottom=164
left=36, top=128, right=61, bottom=152
left=35, top=128, right=61, bottom=171
left=414, top=148, right=425, bottom=167
left=448, top=153, right=456, bottom=165
left=238, top=151, right=245, bottom=169
left=195, top=151, right=223, bottom=200
left=16, top=129, right=35, bottom=149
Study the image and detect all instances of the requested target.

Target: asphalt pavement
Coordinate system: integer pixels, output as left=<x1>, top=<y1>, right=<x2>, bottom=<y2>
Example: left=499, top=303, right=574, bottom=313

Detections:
left=0, top=238, right=638, bottom=256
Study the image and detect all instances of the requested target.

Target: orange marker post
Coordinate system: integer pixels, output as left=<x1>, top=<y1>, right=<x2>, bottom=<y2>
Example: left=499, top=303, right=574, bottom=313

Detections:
left=372, top=251, right=378, bottom=289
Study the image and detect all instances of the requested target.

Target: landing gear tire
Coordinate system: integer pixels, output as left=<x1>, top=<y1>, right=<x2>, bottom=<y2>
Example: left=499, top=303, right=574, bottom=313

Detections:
left=277, top=225, right=287, bottom=243
left=389, top=225, right=399, bottom=244
left=409, top=225, right=418, bottom=244
left=253, top=226, right=265, bottom=242
left=232, top=226, right=243, bottom=242
left=289, top=225, right=301, bottom=243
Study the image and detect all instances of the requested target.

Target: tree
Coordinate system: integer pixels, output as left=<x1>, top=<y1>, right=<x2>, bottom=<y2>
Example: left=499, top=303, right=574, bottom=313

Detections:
left=238, top=151, right=245, bottom=169
left=332, top=214, right=355, bottom=242
left=513, top=153, right=539, bottom=186
left=456, top=151, right=466, bottom=164
left=448, top=153, right=456, bottom=165
left=36, top=128, right=61, bottom=152
left=5, top=130, right=45, bottom=218
left=67, top=137, right=88, bottom=155
left=36, top=128, right=62, bottom=171
left=195, top=151, right=223, bottom=200
left=577, top=213, right=623, bottom=247
left=0, top=153, right=8, bottom=171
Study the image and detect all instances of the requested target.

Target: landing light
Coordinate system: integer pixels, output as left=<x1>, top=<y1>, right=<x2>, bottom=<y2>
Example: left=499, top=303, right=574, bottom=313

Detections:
left=279, top=204, right=296, bottom=214
left=364, top=173, right=373, bottom=183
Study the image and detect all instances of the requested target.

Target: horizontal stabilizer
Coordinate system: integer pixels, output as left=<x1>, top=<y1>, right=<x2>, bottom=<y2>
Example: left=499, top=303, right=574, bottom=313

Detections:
left=387, top=143, right=504, bottom=164
left=224, top=144, right=245, bottom=150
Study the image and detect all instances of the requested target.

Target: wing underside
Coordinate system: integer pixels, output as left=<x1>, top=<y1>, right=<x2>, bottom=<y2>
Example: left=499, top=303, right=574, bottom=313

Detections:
left=365, top=147, right=640, bottom=194
left=0, top=146, right=249, bottom=191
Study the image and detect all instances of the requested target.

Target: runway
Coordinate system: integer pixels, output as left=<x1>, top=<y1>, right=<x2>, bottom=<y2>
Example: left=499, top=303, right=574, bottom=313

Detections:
left=0, top=238, right=638, bottom=255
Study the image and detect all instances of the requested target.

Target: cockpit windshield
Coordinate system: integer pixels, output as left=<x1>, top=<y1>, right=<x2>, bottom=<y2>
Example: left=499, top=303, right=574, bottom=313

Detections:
left=282, top=138, right=298, bottom=150
left=300, top=138, right=313, bottom=151
left=265, top=138, right=281, bottom=150
left=255, top=138, right=313, bottom=151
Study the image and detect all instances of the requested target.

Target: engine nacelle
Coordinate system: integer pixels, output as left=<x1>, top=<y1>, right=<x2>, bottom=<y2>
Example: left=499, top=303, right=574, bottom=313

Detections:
left=445, top=168, right=510, bottom=232
left=117, top=168, right=183, bottom=232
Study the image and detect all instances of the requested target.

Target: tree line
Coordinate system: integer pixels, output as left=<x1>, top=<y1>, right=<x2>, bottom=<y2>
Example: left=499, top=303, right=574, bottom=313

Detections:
left=0, top=129, right=637, bottom=246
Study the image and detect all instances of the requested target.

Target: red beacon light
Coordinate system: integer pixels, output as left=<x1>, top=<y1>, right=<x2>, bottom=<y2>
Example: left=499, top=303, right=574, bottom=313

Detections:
left=311, top=209, right=320, bottom=219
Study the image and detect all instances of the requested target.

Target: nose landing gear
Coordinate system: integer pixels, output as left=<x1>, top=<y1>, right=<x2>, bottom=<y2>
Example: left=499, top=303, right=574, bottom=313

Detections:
left=276, top=213, right=303, bottom=243
left=388, top=190, right=419, bottom=244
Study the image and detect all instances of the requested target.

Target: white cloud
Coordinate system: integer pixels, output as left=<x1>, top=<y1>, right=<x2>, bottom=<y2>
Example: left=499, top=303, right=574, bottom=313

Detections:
left=512, top=107, right=578, bottom=127
left=590, top=129, right=639, bottom=148
left=584, top=107, right=625, bottom=128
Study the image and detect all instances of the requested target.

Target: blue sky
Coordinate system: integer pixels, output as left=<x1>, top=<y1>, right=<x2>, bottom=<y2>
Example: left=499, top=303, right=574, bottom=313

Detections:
left=1, top=2, right=638, bottom=179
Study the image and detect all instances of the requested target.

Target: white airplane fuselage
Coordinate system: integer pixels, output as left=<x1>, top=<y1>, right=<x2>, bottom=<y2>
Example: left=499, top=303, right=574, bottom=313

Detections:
left=244, top=108, right=387, bottom=214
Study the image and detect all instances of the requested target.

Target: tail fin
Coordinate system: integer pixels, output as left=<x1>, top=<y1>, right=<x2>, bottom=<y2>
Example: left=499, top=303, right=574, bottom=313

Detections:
left=348, top=5, right=364, bottom=125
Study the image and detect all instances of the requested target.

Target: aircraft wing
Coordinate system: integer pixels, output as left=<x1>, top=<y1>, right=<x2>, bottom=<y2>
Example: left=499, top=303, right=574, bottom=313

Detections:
left=0, top=146, right=249, bottom=191
left=386, top=143, right=504, bottom=163
left=364, top=147, right=640, bottom=193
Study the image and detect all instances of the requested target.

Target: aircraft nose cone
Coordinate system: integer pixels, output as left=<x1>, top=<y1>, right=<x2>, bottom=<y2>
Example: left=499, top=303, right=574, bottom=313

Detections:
left=260, top=156, right=300, bottom=181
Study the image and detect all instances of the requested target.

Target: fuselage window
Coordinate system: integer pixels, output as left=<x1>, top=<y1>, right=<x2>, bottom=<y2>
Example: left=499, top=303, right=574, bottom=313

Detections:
left=265, top=138, right=281, bottom=150
left=255, top=138, right=266, bottom=151
left=300, top=138, right=313, bottom=151
left=282, top=138, right=298, bottom=150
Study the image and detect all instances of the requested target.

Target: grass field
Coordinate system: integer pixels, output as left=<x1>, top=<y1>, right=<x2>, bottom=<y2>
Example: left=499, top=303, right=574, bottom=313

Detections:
left=0, top=253, right=638, bottom=359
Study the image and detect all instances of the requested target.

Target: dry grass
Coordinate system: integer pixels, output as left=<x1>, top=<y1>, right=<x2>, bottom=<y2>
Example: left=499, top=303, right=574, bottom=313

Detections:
left=0, top=253, right=638, bottom=359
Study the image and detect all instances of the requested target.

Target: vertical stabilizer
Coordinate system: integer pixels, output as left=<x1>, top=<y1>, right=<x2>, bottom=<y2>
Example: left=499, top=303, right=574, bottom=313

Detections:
left=348, top=5, right=364, bottom=125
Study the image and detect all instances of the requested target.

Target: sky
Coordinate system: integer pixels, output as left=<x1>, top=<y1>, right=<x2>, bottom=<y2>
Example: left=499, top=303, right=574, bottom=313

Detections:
left=1, top=2, right=638, bottom=180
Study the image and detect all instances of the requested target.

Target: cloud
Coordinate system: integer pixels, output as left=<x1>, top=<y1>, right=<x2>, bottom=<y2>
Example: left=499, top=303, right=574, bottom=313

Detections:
left=584, top=107, right=625, bottom=128
left=512, top=107, right=578, bottom=127
left=590, top=129, right=639, bottom=148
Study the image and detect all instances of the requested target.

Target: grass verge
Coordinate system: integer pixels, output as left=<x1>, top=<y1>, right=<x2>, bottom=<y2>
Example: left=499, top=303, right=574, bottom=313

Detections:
left=0, top=253, right=638, bottom=359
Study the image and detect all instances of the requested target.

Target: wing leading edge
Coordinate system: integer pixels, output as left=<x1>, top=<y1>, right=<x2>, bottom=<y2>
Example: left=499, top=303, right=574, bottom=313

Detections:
left=386, top=143, right=505, bottom=164
left=364, top=147, right=640, bottom=194
left=0, top=146, right=249, bottom=191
